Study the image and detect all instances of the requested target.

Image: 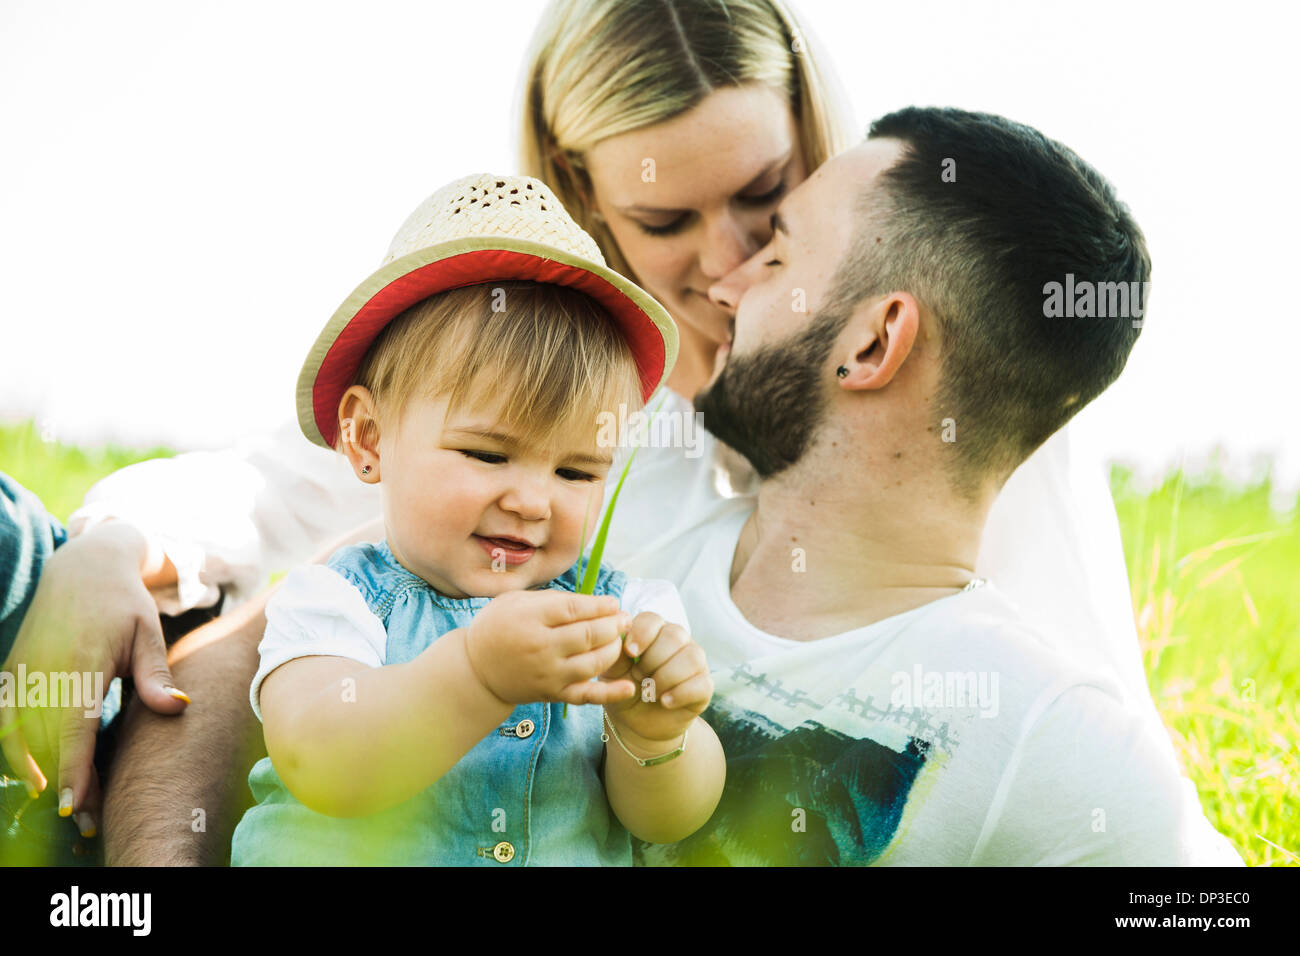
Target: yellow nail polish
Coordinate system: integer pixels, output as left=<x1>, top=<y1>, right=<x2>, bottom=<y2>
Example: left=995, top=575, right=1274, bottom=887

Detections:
left=167, top=687, right=192, bottom=704
left=58, top=788, right=73, bottom=817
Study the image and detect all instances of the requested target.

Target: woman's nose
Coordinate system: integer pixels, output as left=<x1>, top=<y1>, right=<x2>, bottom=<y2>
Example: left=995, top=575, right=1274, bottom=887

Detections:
left=697, top=212, right=761, bottom=283
left=707, top=245, right=767, bottom=314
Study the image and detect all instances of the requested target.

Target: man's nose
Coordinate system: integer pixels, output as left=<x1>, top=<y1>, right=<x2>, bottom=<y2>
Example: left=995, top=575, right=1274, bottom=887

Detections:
left=707, top=245, right=767, bottom=314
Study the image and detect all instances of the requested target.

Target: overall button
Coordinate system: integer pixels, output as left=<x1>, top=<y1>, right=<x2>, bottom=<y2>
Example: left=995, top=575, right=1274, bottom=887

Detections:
left=493, top=841, right=515, bottom=863
left=514, top=719, right=535, bottom=739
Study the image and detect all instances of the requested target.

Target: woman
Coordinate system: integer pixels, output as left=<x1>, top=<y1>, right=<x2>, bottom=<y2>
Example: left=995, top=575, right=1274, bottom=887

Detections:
left=14, top=0, right=1157, bottom=862
left=516, top=0, right=1155, bottom=708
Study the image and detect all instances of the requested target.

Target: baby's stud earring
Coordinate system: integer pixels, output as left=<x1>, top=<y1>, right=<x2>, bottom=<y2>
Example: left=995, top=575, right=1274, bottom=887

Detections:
left=361, top=465, right=373, bottom=476
left=836, top=365, right=849, bottom=379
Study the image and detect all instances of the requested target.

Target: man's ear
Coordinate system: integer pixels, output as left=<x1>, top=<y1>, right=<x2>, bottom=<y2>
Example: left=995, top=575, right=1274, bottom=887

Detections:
left=836, top=292, right=920, bottom=391
left=338, top=385, right=382, bottom=483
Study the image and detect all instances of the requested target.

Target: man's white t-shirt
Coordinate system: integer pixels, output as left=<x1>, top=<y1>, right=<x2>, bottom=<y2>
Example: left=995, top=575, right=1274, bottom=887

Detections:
left=599, top=395, right=1242, bottom=866
left=627, top=505, right=1226, bottom=865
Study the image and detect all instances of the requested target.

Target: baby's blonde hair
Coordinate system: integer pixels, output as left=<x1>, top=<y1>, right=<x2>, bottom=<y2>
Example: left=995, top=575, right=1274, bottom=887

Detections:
left=344, top=281, right=644, bottom=453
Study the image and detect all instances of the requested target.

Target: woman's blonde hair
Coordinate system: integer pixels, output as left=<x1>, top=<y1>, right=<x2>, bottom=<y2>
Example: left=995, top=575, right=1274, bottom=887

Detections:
left=345, top=281, right=644, bottom=453
left=519, top=0, right=856, bottom=282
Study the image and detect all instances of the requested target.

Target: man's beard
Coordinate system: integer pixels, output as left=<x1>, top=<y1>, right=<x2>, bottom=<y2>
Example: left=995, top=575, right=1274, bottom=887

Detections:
left=693, top=305, right=849, bottom=480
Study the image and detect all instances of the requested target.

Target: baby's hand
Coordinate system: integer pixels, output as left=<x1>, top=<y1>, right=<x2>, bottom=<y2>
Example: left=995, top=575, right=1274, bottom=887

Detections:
left=602, top=613, right=713, bottom=746
left=464, top=590, right=638, bottom=707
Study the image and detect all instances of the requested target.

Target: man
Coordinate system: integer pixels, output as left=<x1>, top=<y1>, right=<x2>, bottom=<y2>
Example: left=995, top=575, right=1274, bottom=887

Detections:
left=600, top=107, right=1238, bottom=864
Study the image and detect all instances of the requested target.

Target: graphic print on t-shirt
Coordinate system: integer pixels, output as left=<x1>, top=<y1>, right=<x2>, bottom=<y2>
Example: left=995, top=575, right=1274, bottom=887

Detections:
left=637, top=661, right=961, bottom=866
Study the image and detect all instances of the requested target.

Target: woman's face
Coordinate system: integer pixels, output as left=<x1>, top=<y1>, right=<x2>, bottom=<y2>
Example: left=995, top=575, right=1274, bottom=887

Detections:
left=584, top=84, right=808, bottom=347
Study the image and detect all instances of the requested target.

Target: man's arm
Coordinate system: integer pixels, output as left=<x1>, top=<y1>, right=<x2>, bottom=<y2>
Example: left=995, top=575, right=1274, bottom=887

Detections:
left=102, top=516, right=387, bottom=865
left=102, top=590, right=269, bottom=866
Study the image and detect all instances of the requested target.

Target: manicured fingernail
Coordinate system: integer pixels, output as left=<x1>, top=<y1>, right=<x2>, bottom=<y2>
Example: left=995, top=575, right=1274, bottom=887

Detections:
left=24, top=780, right=40, bottom=799
left=625, top=643, right=638, bottom=656
left=76, top=812, right=96, bottom=838
left=59, top=789, right=73, bottom=816
left=166, top=687, right=192, bottom=704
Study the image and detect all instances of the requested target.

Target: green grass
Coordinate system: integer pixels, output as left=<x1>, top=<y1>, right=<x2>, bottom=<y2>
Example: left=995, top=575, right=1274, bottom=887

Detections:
left=0, top=421, right=1295, bottom=865
left=0, top=421, right=174, bottom=524
left=1111, top=464, right=1299, bottom=867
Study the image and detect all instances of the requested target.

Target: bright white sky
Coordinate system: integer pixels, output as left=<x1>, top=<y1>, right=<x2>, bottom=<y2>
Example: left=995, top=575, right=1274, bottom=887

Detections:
left=2, top=0, right=1297, bottom=495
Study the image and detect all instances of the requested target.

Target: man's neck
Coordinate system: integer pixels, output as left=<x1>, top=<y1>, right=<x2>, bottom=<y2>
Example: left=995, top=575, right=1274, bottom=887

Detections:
left=727, top=460, right=990, bottom=642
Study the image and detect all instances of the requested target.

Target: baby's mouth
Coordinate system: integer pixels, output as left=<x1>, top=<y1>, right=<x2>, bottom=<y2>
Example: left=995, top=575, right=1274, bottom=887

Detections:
left=477, top=534, right=537, bottom=551
left=474, top=535, right=539, bottom=566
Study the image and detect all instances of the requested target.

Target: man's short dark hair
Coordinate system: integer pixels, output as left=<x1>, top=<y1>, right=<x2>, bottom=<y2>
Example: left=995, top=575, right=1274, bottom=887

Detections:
left=833, top=106, right=1150, bottom=493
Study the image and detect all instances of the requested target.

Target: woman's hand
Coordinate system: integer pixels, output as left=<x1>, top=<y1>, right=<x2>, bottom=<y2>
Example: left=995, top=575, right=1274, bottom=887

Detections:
left=463, top=590, right=637, bottom=707
left=601, top=612, right=712, bottom=748
left=0, top=521, right=189, bottom=837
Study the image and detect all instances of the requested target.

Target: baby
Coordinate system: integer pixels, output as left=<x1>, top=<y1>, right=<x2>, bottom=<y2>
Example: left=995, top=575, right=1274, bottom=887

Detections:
left=230, top=174, right=724, bottom=865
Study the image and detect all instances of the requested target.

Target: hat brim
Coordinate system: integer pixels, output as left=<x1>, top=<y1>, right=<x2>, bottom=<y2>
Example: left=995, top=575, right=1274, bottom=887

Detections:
left=296, top=236, right=679, bottom=448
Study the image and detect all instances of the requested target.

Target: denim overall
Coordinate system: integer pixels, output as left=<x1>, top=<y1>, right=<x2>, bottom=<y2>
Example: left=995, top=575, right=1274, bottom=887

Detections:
left=231, top=540, right=633, bottom=866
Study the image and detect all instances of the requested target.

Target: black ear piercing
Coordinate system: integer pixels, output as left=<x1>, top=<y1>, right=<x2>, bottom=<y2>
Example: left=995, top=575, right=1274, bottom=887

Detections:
left=836, top=366, right=849, bottom=379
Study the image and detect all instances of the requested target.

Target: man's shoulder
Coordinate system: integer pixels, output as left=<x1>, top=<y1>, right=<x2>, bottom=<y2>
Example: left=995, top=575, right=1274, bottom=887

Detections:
left=922, top=585, right=1226, bottom=865
left=971, top=677, right=1205, bottom=865
left=869, top=584, right=1213, bottom=865
left=897, top=582, right=1127, bottom=700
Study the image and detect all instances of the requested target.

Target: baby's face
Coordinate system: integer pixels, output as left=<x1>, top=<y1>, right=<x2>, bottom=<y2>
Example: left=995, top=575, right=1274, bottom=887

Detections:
left=376, top=392, right=613, bottom=599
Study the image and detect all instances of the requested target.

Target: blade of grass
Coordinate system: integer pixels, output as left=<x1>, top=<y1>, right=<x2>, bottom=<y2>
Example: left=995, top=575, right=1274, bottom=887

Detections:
left=563, top=392, right=668, bottom=716
left=577, top=392, right=668, bottom=595
left=562, top=492, right=595, bottom=719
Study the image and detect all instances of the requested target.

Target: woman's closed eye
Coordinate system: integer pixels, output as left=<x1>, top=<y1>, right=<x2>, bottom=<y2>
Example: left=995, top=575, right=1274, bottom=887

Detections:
left=737, top=179, right=787, bottom=209
left=636, top=215, right=689, bottom=238
left=633, top=180, right=788, bottom=237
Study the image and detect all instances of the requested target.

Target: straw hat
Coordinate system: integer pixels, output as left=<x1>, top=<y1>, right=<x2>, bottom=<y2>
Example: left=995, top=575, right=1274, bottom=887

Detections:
left=296, top=172, right=679, bottom=449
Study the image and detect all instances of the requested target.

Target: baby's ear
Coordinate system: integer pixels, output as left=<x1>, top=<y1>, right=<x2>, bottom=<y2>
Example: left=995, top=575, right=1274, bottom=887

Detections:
left=338, top=385, right=382, bottom=482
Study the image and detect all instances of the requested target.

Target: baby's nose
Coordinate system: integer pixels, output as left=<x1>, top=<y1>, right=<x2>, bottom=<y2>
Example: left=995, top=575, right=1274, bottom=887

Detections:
left=500, top=481, right=551, bottom=521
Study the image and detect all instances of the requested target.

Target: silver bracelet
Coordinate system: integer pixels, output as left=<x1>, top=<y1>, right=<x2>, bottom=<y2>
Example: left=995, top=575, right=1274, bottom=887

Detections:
left=601, top=709, right=688, bottom=767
